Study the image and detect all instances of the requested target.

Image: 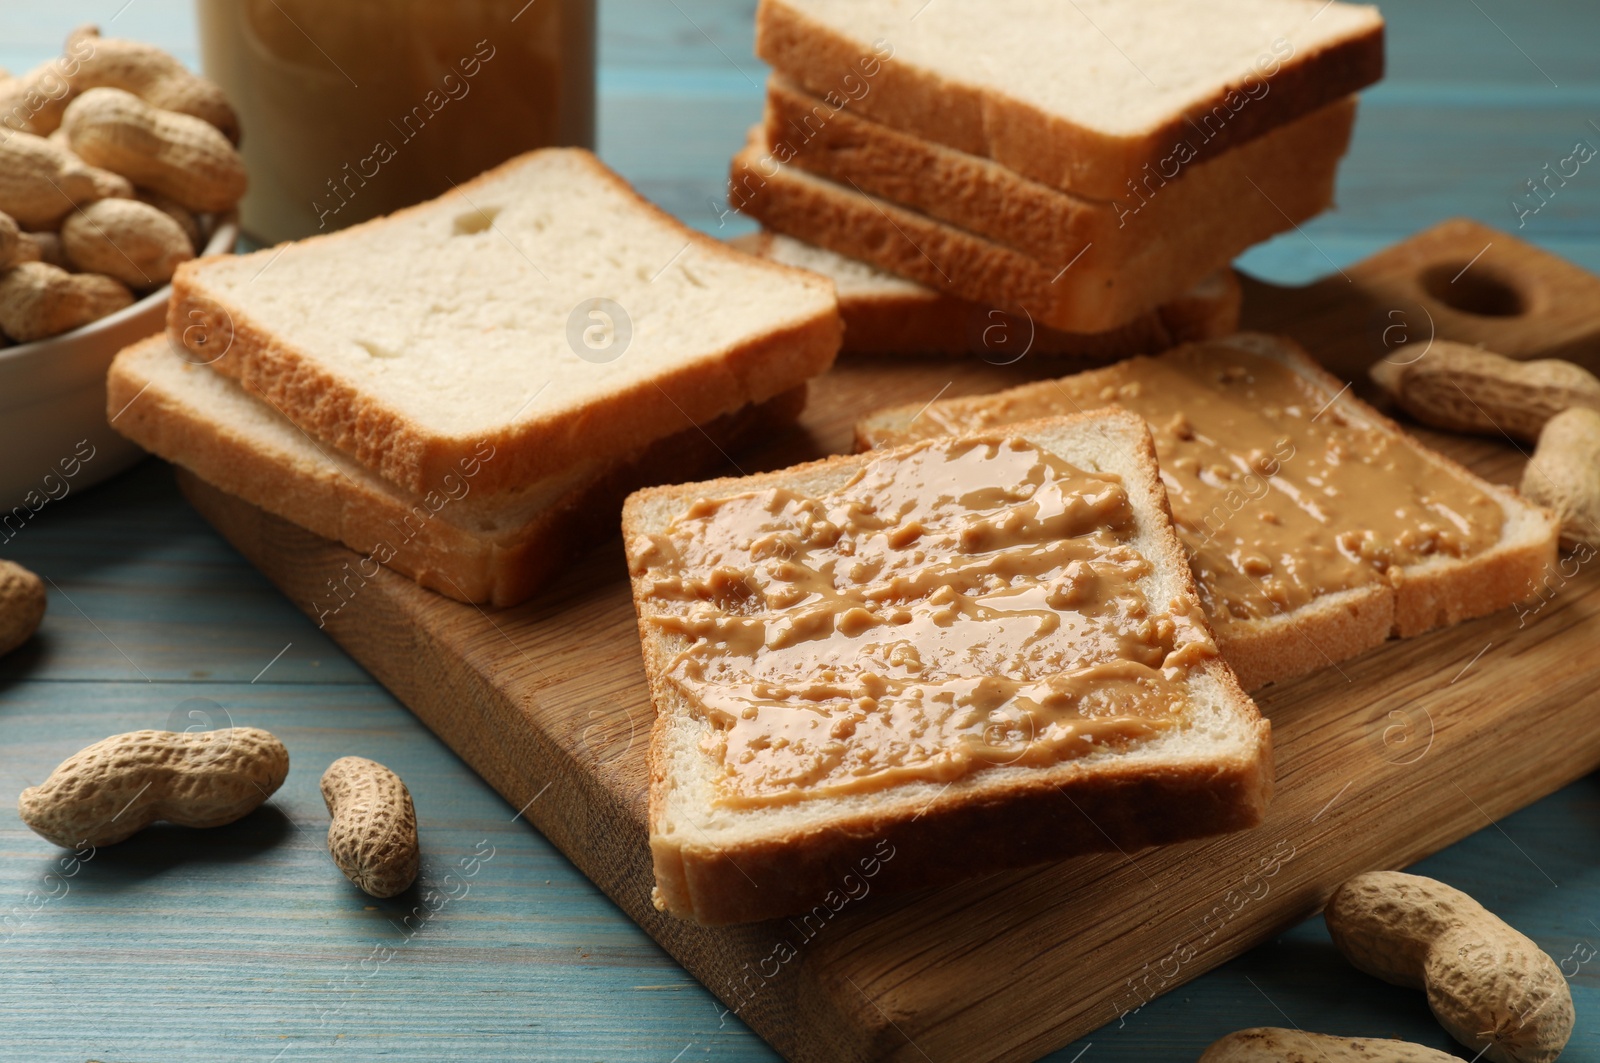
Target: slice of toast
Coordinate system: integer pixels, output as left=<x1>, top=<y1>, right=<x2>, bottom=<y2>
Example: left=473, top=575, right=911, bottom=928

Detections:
left=109, top=335, right=805, bottom=608
left=732, top=230, right=1241, bottom=356
left=756, top=0, right=1383, bottom=199
left=624, top=409, right=1271, bottom=924
left=730, top=128, right=1327, bottom=334
left=763, top=76, right=1357, bottom=270
left=170, top=149, right=841, bottom=499
left=856, top=334, right=1561, bottom=690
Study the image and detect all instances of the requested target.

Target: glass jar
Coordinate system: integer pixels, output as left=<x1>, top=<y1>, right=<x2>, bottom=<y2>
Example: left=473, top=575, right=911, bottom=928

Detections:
left=197, top=0, right=595, bottom=244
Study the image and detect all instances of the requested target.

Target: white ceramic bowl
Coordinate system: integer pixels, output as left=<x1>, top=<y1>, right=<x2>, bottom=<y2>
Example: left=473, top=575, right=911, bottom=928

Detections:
left=0, top=219, right=239, bottom=514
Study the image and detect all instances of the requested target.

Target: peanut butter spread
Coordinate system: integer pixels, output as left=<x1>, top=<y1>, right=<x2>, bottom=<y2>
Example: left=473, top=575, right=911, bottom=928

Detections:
left=913, top=346, right=1505, bottom=630
left=629, top=436, right=1217, bottom=808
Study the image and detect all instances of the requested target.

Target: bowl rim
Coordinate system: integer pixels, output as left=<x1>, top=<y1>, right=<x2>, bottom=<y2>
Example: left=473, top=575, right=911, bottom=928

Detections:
left=0, top=214, right=240, bottom=367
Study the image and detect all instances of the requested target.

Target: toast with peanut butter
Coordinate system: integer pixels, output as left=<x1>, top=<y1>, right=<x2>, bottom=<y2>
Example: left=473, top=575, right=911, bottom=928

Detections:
left=856, top=334, right=1562, bottom=690
left=623, top=409, right=1271, bottom=925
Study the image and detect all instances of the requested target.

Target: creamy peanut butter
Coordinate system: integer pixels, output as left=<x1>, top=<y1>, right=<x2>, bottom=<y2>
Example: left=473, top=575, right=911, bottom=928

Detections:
left=629, top=436, right=1217, bottom=808
left=910, top=346, right=1505, bottom=629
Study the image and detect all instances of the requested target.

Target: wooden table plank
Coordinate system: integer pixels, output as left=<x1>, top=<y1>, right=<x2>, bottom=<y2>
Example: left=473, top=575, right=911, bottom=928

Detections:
left=0, top=467, right=370, bottom=687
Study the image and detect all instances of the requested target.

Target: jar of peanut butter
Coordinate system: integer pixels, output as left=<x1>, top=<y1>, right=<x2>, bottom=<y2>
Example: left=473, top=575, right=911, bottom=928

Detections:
left=197, top=0, right=595, bottom=244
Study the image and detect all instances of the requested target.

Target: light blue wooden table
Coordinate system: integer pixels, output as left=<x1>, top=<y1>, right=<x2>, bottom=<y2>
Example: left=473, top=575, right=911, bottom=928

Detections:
left=2, top=2, right=1598, bottom=1059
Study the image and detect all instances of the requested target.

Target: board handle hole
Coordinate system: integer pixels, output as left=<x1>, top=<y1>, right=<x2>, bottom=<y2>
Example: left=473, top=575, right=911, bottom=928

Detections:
left=1420, top=263, right=1527, bottom=317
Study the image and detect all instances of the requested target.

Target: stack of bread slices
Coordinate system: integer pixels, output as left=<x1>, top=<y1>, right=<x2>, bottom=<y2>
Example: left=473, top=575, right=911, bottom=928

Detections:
left=107, top=150, right=842, bottom=607
left=731, top=0, right=1385, bottom=351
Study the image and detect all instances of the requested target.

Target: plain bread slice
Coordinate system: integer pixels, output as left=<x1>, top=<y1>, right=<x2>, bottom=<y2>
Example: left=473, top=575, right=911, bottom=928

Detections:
left=756, top=0, right=1383, bottom=198
left=171, top=148, right=840, bottom=498
left=763, top=76, right=1357, bottom=270
left=109, top=335, right=805, bottom=608
left=730, top=128, right=1335, bottom=334
left=733, top=230, right=1241, bottom=355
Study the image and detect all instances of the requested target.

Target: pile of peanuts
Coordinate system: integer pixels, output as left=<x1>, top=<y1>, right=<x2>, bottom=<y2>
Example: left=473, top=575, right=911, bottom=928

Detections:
left=0, top=26, right=246, bottom=345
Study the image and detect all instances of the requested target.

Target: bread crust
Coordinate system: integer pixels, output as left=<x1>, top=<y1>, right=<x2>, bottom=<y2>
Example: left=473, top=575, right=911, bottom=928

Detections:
left=764, top=78, right=1357, bottom=269
left=755, top=0, right=1384, bottom=200
left=110, top=335, right=807, bottom=608
left=731, top=131, right=1335, bottom=334
left=170, top=149, right=842, bottom=499
left=1271, top=341, right=1560, bottom=643
left=1219, top=584, right=1395, bottom=692
left=624, top=409, right=1272, bottom=924
left=853, top=334, right=1562, bottom=690
left=833, top=287, right=1170, bottom=359
left=1159, top=271, right=1246, bottom=345
left=651, top=711, right=1271, bottom=925
left=732, top=231, right=1243, bottom=357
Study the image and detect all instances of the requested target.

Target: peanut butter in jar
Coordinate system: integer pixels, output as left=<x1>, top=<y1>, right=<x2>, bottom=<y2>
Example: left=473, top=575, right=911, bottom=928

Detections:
left=198, top=0, right=595, bottom=243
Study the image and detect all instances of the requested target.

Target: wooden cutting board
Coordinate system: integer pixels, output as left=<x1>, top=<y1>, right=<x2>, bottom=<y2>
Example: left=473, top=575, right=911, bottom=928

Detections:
left=181, top=218, right=1600, bottom=1063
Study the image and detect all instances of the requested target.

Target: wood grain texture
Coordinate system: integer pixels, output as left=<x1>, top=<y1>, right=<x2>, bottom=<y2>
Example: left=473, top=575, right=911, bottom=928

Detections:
left=180, top=221, right=1600, bottom=1062
left=1245, top=218, right=1600, bottom=379
left=2, top=1, right=1600, bottom=1060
